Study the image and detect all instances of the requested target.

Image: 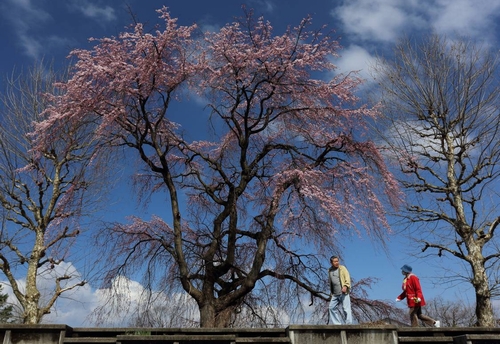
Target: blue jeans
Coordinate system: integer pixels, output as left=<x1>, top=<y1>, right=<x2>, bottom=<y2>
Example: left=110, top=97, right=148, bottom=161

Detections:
left=329, top=293, right=353, bottom=324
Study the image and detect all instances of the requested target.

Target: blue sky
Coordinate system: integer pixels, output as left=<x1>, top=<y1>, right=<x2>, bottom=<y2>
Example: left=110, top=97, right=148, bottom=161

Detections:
left=1, top=0, right=500, bottom=326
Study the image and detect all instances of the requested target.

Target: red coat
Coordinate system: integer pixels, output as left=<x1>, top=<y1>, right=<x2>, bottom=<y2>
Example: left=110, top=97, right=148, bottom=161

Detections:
left=397, top=273, right=426, bottom=307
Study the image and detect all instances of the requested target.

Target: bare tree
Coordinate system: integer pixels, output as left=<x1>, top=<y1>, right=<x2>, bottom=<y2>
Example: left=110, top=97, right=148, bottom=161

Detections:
left=372, top=34, right=500, bottom=327
left=425, top=297, right=476, bottom=327
left=0, top=62, right=109, bottom=323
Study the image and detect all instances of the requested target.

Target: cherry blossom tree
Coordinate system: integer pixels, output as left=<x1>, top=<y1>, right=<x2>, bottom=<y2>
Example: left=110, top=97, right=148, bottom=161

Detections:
left=372, top=34, right=500, bottom=327
left=34, top=8, right=400, bottom=327
left=0, top=62, right=109, bottom=324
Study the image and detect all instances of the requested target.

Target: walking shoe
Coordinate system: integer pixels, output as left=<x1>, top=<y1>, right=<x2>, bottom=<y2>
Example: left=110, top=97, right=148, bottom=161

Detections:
left=434, top=320, right=440, bottom=327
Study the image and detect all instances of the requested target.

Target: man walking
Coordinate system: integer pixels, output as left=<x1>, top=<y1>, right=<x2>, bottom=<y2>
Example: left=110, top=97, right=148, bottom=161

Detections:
left=328, top=256, right=353, bottom=324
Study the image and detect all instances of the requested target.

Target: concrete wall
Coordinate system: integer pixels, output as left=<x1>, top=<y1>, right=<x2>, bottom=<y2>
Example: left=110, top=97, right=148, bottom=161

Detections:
left=0, top=324, right=498, bottom=344
left=288, top=325, right=398, bottom=344
left=0, top=324, right=68, bottom=344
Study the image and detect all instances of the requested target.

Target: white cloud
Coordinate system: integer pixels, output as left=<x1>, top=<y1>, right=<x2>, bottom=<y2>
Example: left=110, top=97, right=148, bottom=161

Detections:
left=248, top=0, right=276, bottom=13
left=432, top=0, right=500, bottom=42
left=2, top=267, right=199, bottom=327
left=336, top=45, right=377, bottom=83
left=44, top=283, right=97, bottom=326
left=329, top=0, right=500, bottom=94
left=0, top=0, right=118, bottom=61
left=1, top=262, right=94, bottom=325
left=6, top=0, right=52, bottom=24
left=0, top=0, right=52, bottom=59
left=67, top=0, right=117, bottom=22
left=333, top=0, right=500, bottom=45
left=18, top=34, right=44, bottom=60
left=332, top=0, right=426, bottom=42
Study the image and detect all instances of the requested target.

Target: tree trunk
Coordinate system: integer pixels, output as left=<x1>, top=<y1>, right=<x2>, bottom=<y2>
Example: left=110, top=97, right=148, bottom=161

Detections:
left=23, top=293, right=41, bottom=324
left=475, top=292, right=494, bottom=327
left=24, top=262, right=41, bottom=324
left=199, top=303, right=234, bottom=328
left=23, top=233, right=43, bottom=324
left=199, top=303, right=218, bottom=328
left=467, top=240, right=495, bottom=327
left=471, top=260, right=495, bottom=327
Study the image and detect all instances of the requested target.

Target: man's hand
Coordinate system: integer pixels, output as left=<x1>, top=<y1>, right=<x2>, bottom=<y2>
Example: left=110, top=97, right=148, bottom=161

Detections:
left=341, top=286, right=347, bottom=294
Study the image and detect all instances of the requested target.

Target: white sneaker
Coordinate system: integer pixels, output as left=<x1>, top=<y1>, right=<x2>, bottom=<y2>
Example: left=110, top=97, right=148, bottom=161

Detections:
left=434, top=320, right=440, bottom=327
